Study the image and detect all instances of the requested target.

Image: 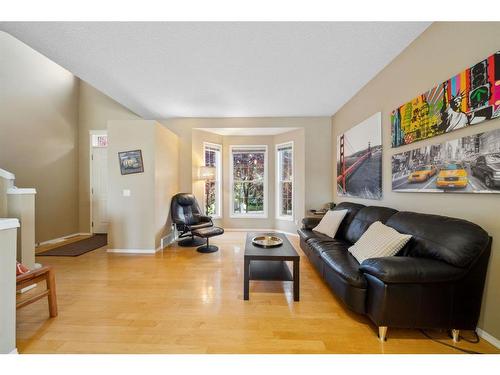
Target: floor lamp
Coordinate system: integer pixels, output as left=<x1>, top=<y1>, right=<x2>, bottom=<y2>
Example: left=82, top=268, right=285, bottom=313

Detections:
left=198, top=166, right=216, bottom=215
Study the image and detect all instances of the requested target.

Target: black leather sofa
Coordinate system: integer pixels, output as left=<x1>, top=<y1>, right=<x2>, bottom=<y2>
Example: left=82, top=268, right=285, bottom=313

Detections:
left=298, top=202, right=492, bottom=341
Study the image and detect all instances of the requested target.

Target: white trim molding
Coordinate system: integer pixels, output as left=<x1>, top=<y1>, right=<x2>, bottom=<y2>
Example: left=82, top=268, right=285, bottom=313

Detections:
left=89, top=129, right=109, bottom=235
left=223, top=228, right=299, bottom=237
left=0, top=218, right=20, bottom=231
left=202, top=142, right=223, bottom=219
left=7, top=187, right=37, bottom=195
left=0, top=168, right=15, bottom=180
left=275, top=140, right=294, bottom=222
left=477, top=328, right=500, bottom=349
left=9, top=348, right=19, bottom=354
left=36, top=232, right=92, bottom=247
left=107, top=248, right=158, bottom=254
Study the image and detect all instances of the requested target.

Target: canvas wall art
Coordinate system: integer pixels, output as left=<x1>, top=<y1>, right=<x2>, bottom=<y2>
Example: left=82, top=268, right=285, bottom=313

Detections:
left=391, top=51, right=500, bottom=148
left=337, top=112, right=382, bottom=200
left=392, top=128, right=500, bottom=193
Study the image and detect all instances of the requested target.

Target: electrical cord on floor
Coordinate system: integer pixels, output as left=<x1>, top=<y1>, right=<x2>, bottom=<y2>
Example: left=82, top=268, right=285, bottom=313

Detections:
left=419, top=329, right=482, bottom=354
left=456, top=330, right=480, bottom=344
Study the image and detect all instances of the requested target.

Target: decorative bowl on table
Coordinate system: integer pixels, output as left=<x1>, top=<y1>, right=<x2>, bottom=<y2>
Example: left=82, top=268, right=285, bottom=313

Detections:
left=252, top=235, right=283, bottom=248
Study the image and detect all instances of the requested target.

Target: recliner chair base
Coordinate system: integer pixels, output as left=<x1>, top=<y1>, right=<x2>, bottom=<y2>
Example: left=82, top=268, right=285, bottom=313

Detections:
left=197, top=244, right=218, bottom=253
left=178, top=237, right=205, bottom=247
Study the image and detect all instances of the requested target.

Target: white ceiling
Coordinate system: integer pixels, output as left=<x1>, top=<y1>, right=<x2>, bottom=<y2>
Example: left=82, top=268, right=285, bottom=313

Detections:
left=196, top=127, right=300, bottom=136
left=0, top=22, right=430, bottom=119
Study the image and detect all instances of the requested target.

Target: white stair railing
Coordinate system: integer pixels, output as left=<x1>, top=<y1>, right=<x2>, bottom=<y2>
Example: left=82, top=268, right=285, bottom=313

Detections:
left=0, top=168, right=15, bottom=217
left=0, top=168, right=38, bottom=272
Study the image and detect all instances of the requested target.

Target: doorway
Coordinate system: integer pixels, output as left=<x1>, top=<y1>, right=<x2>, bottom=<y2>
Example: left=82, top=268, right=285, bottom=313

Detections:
left=89, top=131, right=108, bottom=234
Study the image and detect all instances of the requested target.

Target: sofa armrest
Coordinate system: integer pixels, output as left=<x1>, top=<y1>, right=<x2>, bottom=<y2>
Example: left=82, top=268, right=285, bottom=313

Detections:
left=302, top=216, right=322, bottom=229
left=359, top=257, right=465, bottom=284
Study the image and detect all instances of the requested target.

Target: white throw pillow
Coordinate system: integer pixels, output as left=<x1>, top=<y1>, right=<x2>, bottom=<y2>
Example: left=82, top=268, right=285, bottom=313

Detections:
left=348, top=221, right=412, bottom=264
left=312, top=209, right=348, bottom=238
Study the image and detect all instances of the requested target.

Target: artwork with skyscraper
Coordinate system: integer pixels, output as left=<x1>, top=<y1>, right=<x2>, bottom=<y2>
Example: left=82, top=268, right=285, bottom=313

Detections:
left=392, top=128, right=500, bottom=194
left=391, top=51, right=500, bottom=148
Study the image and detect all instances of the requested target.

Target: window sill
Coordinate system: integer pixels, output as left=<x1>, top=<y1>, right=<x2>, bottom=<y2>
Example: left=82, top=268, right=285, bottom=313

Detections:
left=276, top=216, right=294, bottom=222
left=230, top=214, right=268, bottom=219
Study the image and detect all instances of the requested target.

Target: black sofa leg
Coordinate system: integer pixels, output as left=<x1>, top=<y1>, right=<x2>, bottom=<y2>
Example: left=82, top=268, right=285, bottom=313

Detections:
left=197, top=237, right=219, bottom=253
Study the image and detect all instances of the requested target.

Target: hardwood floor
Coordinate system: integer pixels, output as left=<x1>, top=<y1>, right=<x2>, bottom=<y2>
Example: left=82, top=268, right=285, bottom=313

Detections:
left=17, top=231, right=499, bottom=354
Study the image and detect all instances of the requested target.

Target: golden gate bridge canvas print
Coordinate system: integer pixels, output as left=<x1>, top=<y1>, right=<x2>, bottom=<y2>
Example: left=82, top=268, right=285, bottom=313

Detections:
left=337, top=112, right=382, bottom=200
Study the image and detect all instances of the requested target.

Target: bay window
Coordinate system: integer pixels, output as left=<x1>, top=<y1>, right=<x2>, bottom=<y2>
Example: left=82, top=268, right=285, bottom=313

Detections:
left=276, top=142, right=293, bottom=220
left=230, top=145, right=267, bottom=218
left=203, top=142, right=222, bottom=218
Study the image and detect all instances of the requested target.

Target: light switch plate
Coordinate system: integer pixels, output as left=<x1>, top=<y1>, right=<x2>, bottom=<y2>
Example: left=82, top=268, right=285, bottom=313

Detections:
left=123, top=189, right=131, bottom=197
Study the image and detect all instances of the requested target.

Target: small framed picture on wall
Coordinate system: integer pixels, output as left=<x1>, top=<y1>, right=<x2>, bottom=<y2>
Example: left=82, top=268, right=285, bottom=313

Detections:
left=118, top=150, right=144, bottom=175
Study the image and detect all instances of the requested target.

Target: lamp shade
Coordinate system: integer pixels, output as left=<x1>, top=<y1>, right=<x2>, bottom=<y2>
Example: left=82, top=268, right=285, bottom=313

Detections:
left=198, top=166, right=216, bottom=180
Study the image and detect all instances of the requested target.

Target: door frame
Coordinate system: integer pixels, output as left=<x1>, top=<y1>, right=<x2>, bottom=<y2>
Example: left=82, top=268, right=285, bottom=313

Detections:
left=89, top=130, right=108, bottom=234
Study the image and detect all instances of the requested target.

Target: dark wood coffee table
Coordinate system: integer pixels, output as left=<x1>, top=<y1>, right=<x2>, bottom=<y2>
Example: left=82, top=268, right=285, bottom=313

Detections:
left=243, top=232, right=300, bottom=301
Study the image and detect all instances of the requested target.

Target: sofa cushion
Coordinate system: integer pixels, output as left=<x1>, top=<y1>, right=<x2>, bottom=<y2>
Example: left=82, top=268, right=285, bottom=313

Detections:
left=321, top=248, right=367, bottom=288
left=332, top=202, right=365, bottom=240
left=297, top=228, right=334, bottom=243
left=345, top=206, right=398, bottom=244
left=308, top=237, right=351, bottom=257
left=386, top=211, right=490, bottom=268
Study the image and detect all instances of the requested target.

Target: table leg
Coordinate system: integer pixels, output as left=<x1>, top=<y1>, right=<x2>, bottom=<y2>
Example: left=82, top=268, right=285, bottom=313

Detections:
left=293, top=259, right=300, bottom=301
left=244, top=258, right=250, bottom=300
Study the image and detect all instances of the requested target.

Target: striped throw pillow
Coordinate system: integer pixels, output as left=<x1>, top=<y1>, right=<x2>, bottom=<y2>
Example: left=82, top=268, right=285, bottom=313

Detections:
left=348, top=221, right=412, bottom=264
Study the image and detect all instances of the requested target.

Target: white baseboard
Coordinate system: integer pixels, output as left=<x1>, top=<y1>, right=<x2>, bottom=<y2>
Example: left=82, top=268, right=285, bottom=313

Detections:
left=107, top=248, right=157, bottom=254
left=223, top=228, right=299, bottom=237
left=37, top=232, right=92, bottom=247
left=9, top=348, right=18, bottom=354
left=477, top=328, right=500, bottom=349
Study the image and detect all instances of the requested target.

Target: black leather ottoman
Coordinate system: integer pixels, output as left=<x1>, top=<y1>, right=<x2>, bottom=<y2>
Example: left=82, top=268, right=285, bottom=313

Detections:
left=191, top=227, right=224, bottom=253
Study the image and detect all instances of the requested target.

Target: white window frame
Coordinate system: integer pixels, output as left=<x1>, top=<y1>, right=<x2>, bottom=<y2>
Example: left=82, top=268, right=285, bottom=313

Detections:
left=229, top=145, right=268, bottom=219
left=275, top=141, right=294, bottom=221
left=203, top=142, right=223, bottom=219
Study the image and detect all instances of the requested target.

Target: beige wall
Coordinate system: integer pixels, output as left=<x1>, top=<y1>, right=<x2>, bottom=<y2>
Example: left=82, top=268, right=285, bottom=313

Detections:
left=162, top=117, right=332, bottom=221
left=155, top=124, right=179, bottom=248
left=78, top=81, right=140, bottom=233
left=331, top=22, right=500, bottom=339
left=0, top=31, right=79, bottom=243
left=107, top=120, right=178, bottom=251
left=107, top=120, right=157, bottom=250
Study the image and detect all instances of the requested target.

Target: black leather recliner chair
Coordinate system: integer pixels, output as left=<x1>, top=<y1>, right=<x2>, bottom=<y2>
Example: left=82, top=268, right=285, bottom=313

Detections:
left=298, top=202, right=492, bottom=342
left=170, top=193, right=214, bottom=247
